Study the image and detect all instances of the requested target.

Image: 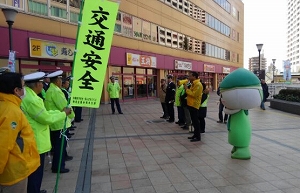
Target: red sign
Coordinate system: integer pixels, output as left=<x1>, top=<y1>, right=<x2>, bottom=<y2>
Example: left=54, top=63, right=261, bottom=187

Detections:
left=204, top=64, right=215, bottom=73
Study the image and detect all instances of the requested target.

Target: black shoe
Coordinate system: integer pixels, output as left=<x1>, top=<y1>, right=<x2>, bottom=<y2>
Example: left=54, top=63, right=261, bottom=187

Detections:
left=178, top=123, right=185, bottom=126
left=40, top=190, right=47, bottom=193
left=200, top=130, right=205, bottom=133
left=69, top=128, right=75, bottom=131
left=167, top=120, right=174, bottom=123
left=70, top=125, right=77, bottom=129
left=65, top=156, right=73, bottom=161
left=217, top=120, right=223, bottom=123
left=119, top=112, right=123, bottom=114
left=175, top=121, right=180, bottom=124
left=190, top=138, right=201, bottom=142
left=112, top=112, right=115, bottom=114
left=68, top=133, right=75, bottom=136
left=52, top=168, right=70, bottom=173
left=224, top=121, right=227, bottom=124
left=188, top=136, right=195, bottom=139
left=181, top=125, right=189, bottom=130
left=160, top=116, right=164, bottom=118
left=74, top=120, right=82, bottom=122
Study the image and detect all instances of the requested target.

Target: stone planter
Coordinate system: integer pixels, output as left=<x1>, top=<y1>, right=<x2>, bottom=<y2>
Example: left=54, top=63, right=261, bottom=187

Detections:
left=269, top=99, right=300, bottom=115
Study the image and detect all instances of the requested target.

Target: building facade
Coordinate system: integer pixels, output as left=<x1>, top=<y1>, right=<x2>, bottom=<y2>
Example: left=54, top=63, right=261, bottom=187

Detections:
left=287, top=0, right=300, bottom=72
left=0, top=0, right=244, bottom=103
left=248, top=53, right=267, bottom=71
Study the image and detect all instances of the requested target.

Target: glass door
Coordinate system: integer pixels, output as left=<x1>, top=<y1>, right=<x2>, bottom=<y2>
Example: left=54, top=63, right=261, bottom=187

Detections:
left=136, top=75, right=147, bottom=98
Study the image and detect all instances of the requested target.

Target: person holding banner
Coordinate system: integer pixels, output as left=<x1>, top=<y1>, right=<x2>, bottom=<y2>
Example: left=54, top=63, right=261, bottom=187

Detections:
left=0, top=72, right=40, bottom=193
left=107, top=76, right=123, bottom=114
left=44, top=70, right=75, bottom=173
left=21, top=72, right=72, bottom=193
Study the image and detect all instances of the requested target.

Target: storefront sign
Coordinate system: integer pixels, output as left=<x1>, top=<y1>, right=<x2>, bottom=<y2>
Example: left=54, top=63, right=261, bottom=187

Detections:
left=223, top=67, right=231, bottom=74
left=126, top=53, right=157, bottom=68
left=29, top=38, right=75, bottom=60
left=175, top=60, right=192, bottom=70
left=204, top=64, right=215, bottom=73
left=70, top=0, right=119, bottom=108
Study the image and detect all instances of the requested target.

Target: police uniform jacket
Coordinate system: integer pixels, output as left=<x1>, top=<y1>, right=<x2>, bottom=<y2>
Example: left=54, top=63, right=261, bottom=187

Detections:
left=44, top=83, right=75, bottom=131
left=21, top=87, right=67, bottom=154
left=107, top=82, right=121, bottom=98
left=165, top=81, right=176, bottom=103
left=0, top=93, right=40, bottom=185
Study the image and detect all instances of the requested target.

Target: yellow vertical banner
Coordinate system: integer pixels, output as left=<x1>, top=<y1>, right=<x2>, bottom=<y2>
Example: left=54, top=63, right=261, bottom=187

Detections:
left=70, top=0, right=119, bottom=108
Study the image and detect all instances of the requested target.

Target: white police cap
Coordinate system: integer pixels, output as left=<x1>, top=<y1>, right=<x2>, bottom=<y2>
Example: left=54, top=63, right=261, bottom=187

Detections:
left=46, top=70, right=63, bottom=79
left=24, top=72, right=45, bottom=83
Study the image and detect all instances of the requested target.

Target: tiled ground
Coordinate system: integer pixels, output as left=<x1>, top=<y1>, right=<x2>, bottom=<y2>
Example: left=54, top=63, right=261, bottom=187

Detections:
left=42, top=92, right=300, bottom=193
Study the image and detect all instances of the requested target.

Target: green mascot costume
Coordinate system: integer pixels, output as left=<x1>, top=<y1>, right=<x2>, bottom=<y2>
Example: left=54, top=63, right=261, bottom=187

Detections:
left=220, top=68, right=262, bottom=160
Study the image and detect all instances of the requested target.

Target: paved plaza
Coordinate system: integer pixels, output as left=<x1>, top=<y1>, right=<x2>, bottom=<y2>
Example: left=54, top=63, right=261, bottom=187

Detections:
left=42, top=92, right=300, bottom=193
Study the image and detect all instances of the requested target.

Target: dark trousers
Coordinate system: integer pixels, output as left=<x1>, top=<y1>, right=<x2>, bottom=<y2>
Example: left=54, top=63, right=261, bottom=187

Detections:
left=177, top=106, right=185, bottom=123
left=161, top=102, right=169, bottom=118
left=51, top=130, right=66, bottom=171
left=74, top=107, right=82, bottom=122
left=218, top=102, right=228, bottom=122
left=27, top=153, right=45, bottom=193
left=189, top=106, right=201, bottom=140
left=110, top=98, right=122, bottom=113
left=199, top=117, right=205, bottom=133
left=167, top=102, right=174, bottom=121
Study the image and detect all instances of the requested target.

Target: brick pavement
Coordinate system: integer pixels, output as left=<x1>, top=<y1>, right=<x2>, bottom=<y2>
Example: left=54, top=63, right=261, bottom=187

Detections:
left=42, top=91, right=300, bottom=193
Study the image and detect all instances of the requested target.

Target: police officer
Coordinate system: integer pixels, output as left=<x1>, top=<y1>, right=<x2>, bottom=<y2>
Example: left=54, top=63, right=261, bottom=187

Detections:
left=44, top=70, right=75, bottom=173
left=21, top=72, right=72, bottom=193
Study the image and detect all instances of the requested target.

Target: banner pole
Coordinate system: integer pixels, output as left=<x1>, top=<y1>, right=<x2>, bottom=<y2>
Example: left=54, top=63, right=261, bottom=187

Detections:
left=53, top=1, right=85, bottom=192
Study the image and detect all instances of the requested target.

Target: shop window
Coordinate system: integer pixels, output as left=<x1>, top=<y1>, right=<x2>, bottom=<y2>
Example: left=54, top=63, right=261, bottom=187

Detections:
left=122, top=13, right=133, bottom=37
left=123, top=67, right=134, bottom=74
left=151, top=23, right=158, bottom=43
left=136, top=68, right=146, bottom=74
left=57, top=62, right=71, bottom=67
left=166, top=29, right=172, bottom=47
left=112, top=66, right=121, bottom=73
left=40, top=61, right=55, bottom=66
left=21, top=60, right=39, bottom=65
left=28, top=0, right=48, bottom=16
left=158, top=26, right=166, bottom=45
left=172, top=31, right=178, bottom=48
left=147, top=69, right=156, bottom=75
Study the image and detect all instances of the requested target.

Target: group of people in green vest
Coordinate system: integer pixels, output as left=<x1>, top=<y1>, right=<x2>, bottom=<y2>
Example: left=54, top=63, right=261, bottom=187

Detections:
left=160, top=71, right=210, bottom=142
left=0, top=69, right=76, bottom=193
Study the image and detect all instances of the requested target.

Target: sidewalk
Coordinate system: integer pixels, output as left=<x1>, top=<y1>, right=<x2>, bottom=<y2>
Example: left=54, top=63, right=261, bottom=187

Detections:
left=42, top=92, right=300, bottom=193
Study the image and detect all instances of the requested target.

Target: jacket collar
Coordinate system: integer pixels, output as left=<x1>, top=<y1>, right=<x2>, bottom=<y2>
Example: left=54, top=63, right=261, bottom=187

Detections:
left=0, top=92, right=22, bottom=106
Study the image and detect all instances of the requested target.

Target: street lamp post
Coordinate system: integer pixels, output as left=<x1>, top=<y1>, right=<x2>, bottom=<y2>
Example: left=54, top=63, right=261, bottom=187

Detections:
left=272, top=59, right=276, bottom=83
left=256, top=44, right=263, bottom=79
left=2, top=8, right=18, bottom=51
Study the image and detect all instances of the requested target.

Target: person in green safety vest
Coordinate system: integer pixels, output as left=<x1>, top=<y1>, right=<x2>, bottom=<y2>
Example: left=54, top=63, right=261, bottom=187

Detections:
left=107, top=76, right=123, bottom=114
left=44, top=70, right=75, bottom=173
left=198, top=82, right=209, bottom=133
left=21, top=72, right=72, bottom=193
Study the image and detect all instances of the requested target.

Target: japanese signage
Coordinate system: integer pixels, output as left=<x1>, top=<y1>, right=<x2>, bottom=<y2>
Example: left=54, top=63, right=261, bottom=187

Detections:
left=126, top=53, right=157, bottom=68
left=175, top=60, right=192, bottom=70
left=29, top=38, right=75, bottom=60
left=8, top=51, right=16, bottom=72
left=133, top=17, right=142, bottom=39
left=204, top=64, right=215, bottom=73
left=70, top=0, right=119, bottom=108
left=223, top=67, right=231, bottom=74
